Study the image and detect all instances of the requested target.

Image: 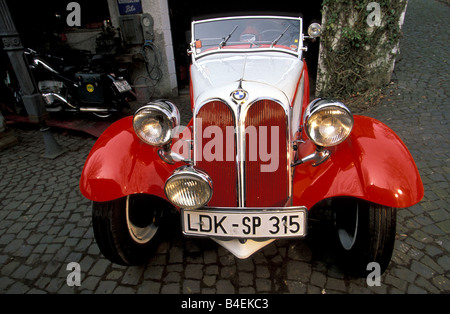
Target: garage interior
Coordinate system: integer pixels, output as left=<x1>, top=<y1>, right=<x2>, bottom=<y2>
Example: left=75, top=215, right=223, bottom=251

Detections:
left=2, top=0, right=322, bottom=100
left=168, top=0, right=323, bottom=91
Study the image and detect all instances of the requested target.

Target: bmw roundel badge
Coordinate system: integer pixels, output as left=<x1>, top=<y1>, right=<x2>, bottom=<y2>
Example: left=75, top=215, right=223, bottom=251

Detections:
left=231, top=89, right=248, bottom=102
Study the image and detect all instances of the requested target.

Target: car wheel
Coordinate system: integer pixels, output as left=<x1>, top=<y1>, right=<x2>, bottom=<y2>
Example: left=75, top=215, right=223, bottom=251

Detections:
left=92, top=194, right=169, bottom=266
left=333, top=198, right=397, bottom=276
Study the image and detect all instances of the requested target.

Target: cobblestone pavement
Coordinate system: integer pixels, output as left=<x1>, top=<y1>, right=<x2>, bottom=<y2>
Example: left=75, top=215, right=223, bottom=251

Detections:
left=0, top=0, right=449, bottom=294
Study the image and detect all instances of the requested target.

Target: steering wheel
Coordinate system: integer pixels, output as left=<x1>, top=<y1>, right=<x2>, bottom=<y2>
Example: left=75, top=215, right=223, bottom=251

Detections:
left=260, top=29, right=283, bottom=41
left=240, top=33, right=259, bottom=47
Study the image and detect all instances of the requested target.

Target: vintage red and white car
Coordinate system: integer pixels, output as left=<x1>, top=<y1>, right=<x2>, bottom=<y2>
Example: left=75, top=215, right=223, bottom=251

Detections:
left=80, top=15, right=423, bottom=275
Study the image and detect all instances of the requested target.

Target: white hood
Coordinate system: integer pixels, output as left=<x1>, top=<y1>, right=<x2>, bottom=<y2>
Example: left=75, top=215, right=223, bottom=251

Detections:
left=191, top=52, right=303, bottom=105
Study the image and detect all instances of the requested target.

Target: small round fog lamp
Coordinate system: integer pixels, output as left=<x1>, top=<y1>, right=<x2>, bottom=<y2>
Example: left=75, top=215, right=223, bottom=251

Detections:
left=164, top=167, right=213, bottom=210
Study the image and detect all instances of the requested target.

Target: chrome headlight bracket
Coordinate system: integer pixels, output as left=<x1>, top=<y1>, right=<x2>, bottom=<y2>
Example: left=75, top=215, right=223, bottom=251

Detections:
left=292, top=147, right=331, bottom=168
left=158, top=143, right=192, bottom=165
left=293, top=99, right=353, bottom=168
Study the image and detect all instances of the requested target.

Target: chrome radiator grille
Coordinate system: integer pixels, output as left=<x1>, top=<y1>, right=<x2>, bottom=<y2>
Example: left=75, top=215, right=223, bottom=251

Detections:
left=195, top=99, right=289, bottom=207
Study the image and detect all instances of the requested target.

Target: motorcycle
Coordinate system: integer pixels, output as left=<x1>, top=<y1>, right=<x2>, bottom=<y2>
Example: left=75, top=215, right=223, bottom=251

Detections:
left=7, top=48, right=133, bottom=118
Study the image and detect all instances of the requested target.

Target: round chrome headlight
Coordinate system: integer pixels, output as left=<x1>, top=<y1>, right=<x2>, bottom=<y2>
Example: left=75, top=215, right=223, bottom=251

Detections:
left=308, top=23, right=322, bottom=38
left=133, top=100, right=180, bottom=146
left=164, top=167, right=213, bottom=210
left=304, top=99, right=353, bottom=147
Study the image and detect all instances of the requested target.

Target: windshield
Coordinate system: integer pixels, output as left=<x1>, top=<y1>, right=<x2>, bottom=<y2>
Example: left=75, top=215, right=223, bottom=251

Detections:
left=192, top=16, right=303, bottom=58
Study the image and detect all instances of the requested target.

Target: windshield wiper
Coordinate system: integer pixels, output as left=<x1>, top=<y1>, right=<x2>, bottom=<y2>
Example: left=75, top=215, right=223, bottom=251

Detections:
left=271, top=25, right=291, bottom=48
left=219, top=25, right=238, bottom=49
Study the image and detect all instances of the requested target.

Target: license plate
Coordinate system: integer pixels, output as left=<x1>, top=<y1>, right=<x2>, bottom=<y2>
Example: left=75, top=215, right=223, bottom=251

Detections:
left=113, top=79, right=132, bottom=93
left=182, top=207, right=307, bottom=239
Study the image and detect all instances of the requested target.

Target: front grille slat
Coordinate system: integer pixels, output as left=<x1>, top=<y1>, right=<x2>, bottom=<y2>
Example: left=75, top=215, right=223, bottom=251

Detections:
left=196, top=101, right=237, bottom=207
left=245, top=100, right=288, bottom=207
left=195, top=99, right=288, bottom=208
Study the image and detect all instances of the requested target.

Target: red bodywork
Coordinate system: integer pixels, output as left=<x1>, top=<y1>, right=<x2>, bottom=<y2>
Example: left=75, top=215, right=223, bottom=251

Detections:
left=80, top=56, right=422, bottom=210
left=293, top=115, right=423, bottom=209
left=80, top=114, right=423, bottom=210
left=80, top=116, right=179, bottom=202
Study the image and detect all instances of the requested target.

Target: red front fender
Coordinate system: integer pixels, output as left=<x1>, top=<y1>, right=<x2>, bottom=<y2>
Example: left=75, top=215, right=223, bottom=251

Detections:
left=79, top=116, right=180, bottom=202
left=293, top=115, right=424, bottom=209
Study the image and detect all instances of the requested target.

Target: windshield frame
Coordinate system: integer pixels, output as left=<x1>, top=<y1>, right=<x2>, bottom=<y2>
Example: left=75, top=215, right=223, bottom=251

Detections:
left=190, top=15, right=304, bottom=60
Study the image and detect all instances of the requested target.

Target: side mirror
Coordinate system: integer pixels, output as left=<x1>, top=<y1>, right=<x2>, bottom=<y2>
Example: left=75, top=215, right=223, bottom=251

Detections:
left=307, top=23, right=322, bottom=39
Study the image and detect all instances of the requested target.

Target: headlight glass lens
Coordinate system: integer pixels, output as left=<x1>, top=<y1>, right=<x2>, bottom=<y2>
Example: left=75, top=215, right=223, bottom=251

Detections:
left=306, top=104, right=353, bottom=147
left=308, top=23, right=322, bottom=38
left=133, top=102, right=179, bottom=146
left=165, top=168, right=212, bottom=210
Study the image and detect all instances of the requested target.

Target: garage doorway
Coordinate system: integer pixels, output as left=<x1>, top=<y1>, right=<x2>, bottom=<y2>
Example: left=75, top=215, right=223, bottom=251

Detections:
left=168, top=0, right=323, bottom=94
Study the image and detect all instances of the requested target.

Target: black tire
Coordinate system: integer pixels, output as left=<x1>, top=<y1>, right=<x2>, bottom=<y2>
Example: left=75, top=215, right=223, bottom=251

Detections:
left=92, top=194, right=170, bottom=266
left=333, top=198, right=397, bottom=276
